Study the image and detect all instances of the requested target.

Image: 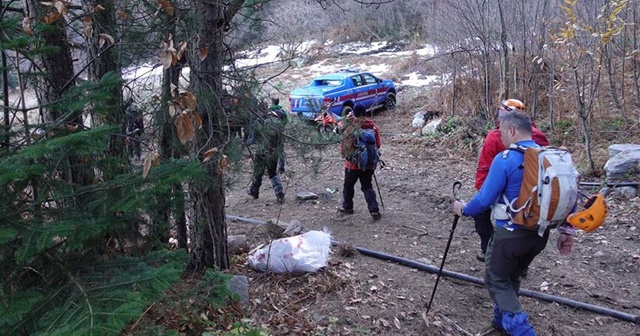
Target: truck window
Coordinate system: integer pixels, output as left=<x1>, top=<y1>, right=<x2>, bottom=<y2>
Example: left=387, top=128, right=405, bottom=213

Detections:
left=312, top=79, right=342, bottom=86
left=363, top=74, right=378, bottom=85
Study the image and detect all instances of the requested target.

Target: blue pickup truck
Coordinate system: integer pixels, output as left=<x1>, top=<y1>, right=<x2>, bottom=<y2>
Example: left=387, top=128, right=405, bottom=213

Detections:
left=289, top=69, right=397, bottom=119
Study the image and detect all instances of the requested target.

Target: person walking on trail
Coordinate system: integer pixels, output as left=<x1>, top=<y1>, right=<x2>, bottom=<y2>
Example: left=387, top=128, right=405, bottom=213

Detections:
left=338, top=105, right=382, bottom=220
left=269, top=97, right=288, bottom=174
left=473, top=99, right=549, bottom=263
left=452, top=111, right=575, bottom=336
left=246, top=109, right=285, bottom=204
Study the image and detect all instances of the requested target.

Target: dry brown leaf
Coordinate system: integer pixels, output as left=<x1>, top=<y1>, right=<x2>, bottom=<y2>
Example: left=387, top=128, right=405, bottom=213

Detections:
left=53, top=0, right=68, bottom=16
left=175, top=114, right=195, bottom=144
left=82, top=16, right=93, bottom=37
left=41, top=12, right=60, bottom=24
left=65, top=124, right=78, bottom=132
left=174, top=113, right=186, bottom=143
left=168, top=102, right=180, bottom=117
left=193, top=111, right=203, bottom=129
left=202, top=147, right=219, bottom=163
left=170, top=53, right=179, bottom=65
left=22, top=17, right=33, bottom=36
left=160, top=49, right=172, bottom=70
left=99, top=33, right=115, bottom=48
left=170, top=83, right=178, bottom=97
left=93, top=4, right=105, bottom=11
left=176, top=41, right=187, bottom=59
left=157, top=0, right=175, bottom=16
left=116, top=9, right=128, bottom=19
left=179, top=92, right=197, bottom=111
left=199, top=47, right=208, bottom=61
left=142, top=154, right=153, bottom=179
left=216, top=155, right=231, bottom=174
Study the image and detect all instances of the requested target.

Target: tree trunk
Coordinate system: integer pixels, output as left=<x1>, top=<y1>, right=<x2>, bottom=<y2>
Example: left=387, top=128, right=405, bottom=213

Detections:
left=451, top=53, right=457, bottom=116
left=549, top=59, right=555, bottom=132
left=186, top=0, right=246, bottom=271
left=22, top=1, right=93, bottom=187
left=158, top=21, right=187, bottom=249
left=85, top=0, right=123, bottom=128
left=573, top=61, right=595, bottom=171
left=603, top=44, right=622, bottom=114
left=21, top=0, right=75, bottom=123
left=482, top=3, right=491, bottom=115
left=619, top=13, right=627, bottom=119
left=633, top=1, right=640, bottom=106
left=2, top=51, right=9, bottom=148
left=497, top=0, right=509, bottom=101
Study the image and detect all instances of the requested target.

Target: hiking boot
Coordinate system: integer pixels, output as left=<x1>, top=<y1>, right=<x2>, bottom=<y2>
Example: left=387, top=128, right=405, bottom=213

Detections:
left=276, top=193, right=285, bottom=204
left=371, top=212, right=381, bottom=220
left=502, top=312, right=537, bottom=336
left=476, top=251, right=486, bottom=262
left=338, top=207, right=354, bottom=215
left=491, top=306, right=507, bottom=335
left=247, top=189, right=259, bottom=199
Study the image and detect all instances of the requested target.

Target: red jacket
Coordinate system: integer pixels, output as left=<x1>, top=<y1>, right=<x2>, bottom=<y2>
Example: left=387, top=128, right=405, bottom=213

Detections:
left=341, top=117, right=381, bottom=170
left=474, top=124, right=548, bottom=190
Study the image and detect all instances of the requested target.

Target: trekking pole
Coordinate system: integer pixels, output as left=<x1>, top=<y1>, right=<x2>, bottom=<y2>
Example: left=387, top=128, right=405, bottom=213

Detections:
left=372, top=171, right=384, bottom=210
left=425, top=181, right=462, bottom=315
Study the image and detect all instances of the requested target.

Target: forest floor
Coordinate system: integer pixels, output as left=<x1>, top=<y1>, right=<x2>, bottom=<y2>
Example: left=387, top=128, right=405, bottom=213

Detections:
left=221, top=90, right=640, bottom=335
left=147, top=45, right=640, bottom=335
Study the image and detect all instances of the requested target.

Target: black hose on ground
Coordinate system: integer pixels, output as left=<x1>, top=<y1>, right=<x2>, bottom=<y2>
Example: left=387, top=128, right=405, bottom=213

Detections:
left=354, top=245, right=638, bottom=325
left=226, top=214, right=639, bottom=325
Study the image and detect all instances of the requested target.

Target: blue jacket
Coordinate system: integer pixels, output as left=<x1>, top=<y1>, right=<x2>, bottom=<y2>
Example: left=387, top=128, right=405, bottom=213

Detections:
left=463, top=140, right=539, bottom=230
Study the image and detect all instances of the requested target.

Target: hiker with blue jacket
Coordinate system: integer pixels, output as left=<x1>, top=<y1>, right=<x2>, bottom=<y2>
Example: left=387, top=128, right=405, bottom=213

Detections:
left=473, top=99, right=549, bottom=263
left=452, top=111, right=575, bottom=336
left=338, top=105, right=382, bottom=220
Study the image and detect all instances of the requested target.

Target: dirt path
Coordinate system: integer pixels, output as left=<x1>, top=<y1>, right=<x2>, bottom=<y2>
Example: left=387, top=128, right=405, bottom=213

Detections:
left=223, top=93, right=640, bottom=335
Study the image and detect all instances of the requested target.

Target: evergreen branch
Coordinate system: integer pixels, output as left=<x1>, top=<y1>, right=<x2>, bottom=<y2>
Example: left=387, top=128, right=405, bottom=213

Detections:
left=66, top=270, right=95, bottom=336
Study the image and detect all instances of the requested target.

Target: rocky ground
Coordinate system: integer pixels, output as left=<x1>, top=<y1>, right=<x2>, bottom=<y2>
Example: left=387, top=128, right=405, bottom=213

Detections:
left=221, top=81, right=640, bottom=335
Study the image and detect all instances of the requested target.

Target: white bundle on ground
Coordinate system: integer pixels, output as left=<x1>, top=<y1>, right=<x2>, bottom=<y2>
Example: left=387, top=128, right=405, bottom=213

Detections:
left=411, top=112, right=426, bottom=128
left=248, top=230, right=332, bottom=273
left=422, top=118, right=442, bottom=135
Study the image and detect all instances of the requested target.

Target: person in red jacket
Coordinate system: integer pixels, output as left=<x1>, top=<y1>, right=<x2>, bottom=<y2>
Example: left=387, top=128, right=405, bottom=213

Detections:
left=338, top=105, right=382, bottom=220
left=473, top=99, right=549, bottom=262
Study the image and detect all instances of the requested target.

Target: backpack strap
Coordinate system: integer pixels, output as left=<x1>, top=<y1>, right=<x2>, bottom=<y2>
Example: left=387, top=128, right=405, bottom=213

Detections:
left=497, top=145, right=529, bottom=227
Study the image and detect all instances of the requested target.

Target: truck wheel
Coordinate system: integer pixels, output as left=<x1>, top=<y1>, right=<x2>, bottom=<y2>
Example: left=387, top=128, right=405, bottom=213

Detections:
left=384, top=92, right=396, bottom=110
left=341, top=105, right=353, bottom=117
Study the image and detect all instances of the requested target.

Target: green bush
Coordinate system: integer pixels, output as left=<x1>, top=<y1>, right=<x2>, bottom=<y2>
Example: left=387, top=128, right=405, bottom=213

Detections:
left=0, top=123, right=203, bottom=335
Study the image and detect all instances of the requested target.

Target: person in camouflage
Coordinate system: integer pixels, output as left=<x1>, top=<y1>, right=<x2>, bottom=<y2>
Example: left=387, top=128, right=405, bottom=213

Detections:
left=246, top=109, right=285, bottom=204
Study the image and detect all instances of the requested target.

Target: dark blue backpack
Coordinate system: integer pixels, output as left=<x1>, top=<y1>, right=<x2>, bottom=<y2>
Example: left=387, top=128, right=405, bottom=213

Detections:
left=348, top=129, right=380, bottom=170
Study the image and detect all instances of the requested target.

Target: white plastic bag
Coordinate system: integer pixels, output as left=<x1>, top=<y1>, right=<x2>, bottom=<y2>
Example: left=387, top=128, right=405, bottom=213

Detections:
left=248, top=230, right=331, bottom=273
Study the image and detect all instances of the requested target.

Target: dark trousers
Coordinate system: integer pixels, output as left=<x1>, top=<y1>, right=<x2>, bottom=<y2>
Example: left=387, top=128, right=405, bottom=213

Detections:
left=250, top=152, right=283, bottom=197
left=484, top=227, right=549, bottom=313
left=473, top=209, right=493, bottom=253
left=277, top=146, right=285, bottom=172
left=342, top=168, right=379, bottom=213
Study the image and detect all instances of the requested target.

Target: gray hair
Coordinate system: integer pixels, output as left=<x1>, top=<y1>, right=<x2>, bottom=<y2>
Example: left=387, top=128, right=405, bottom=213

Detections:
left=499, top=110, right=531, bottom=135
